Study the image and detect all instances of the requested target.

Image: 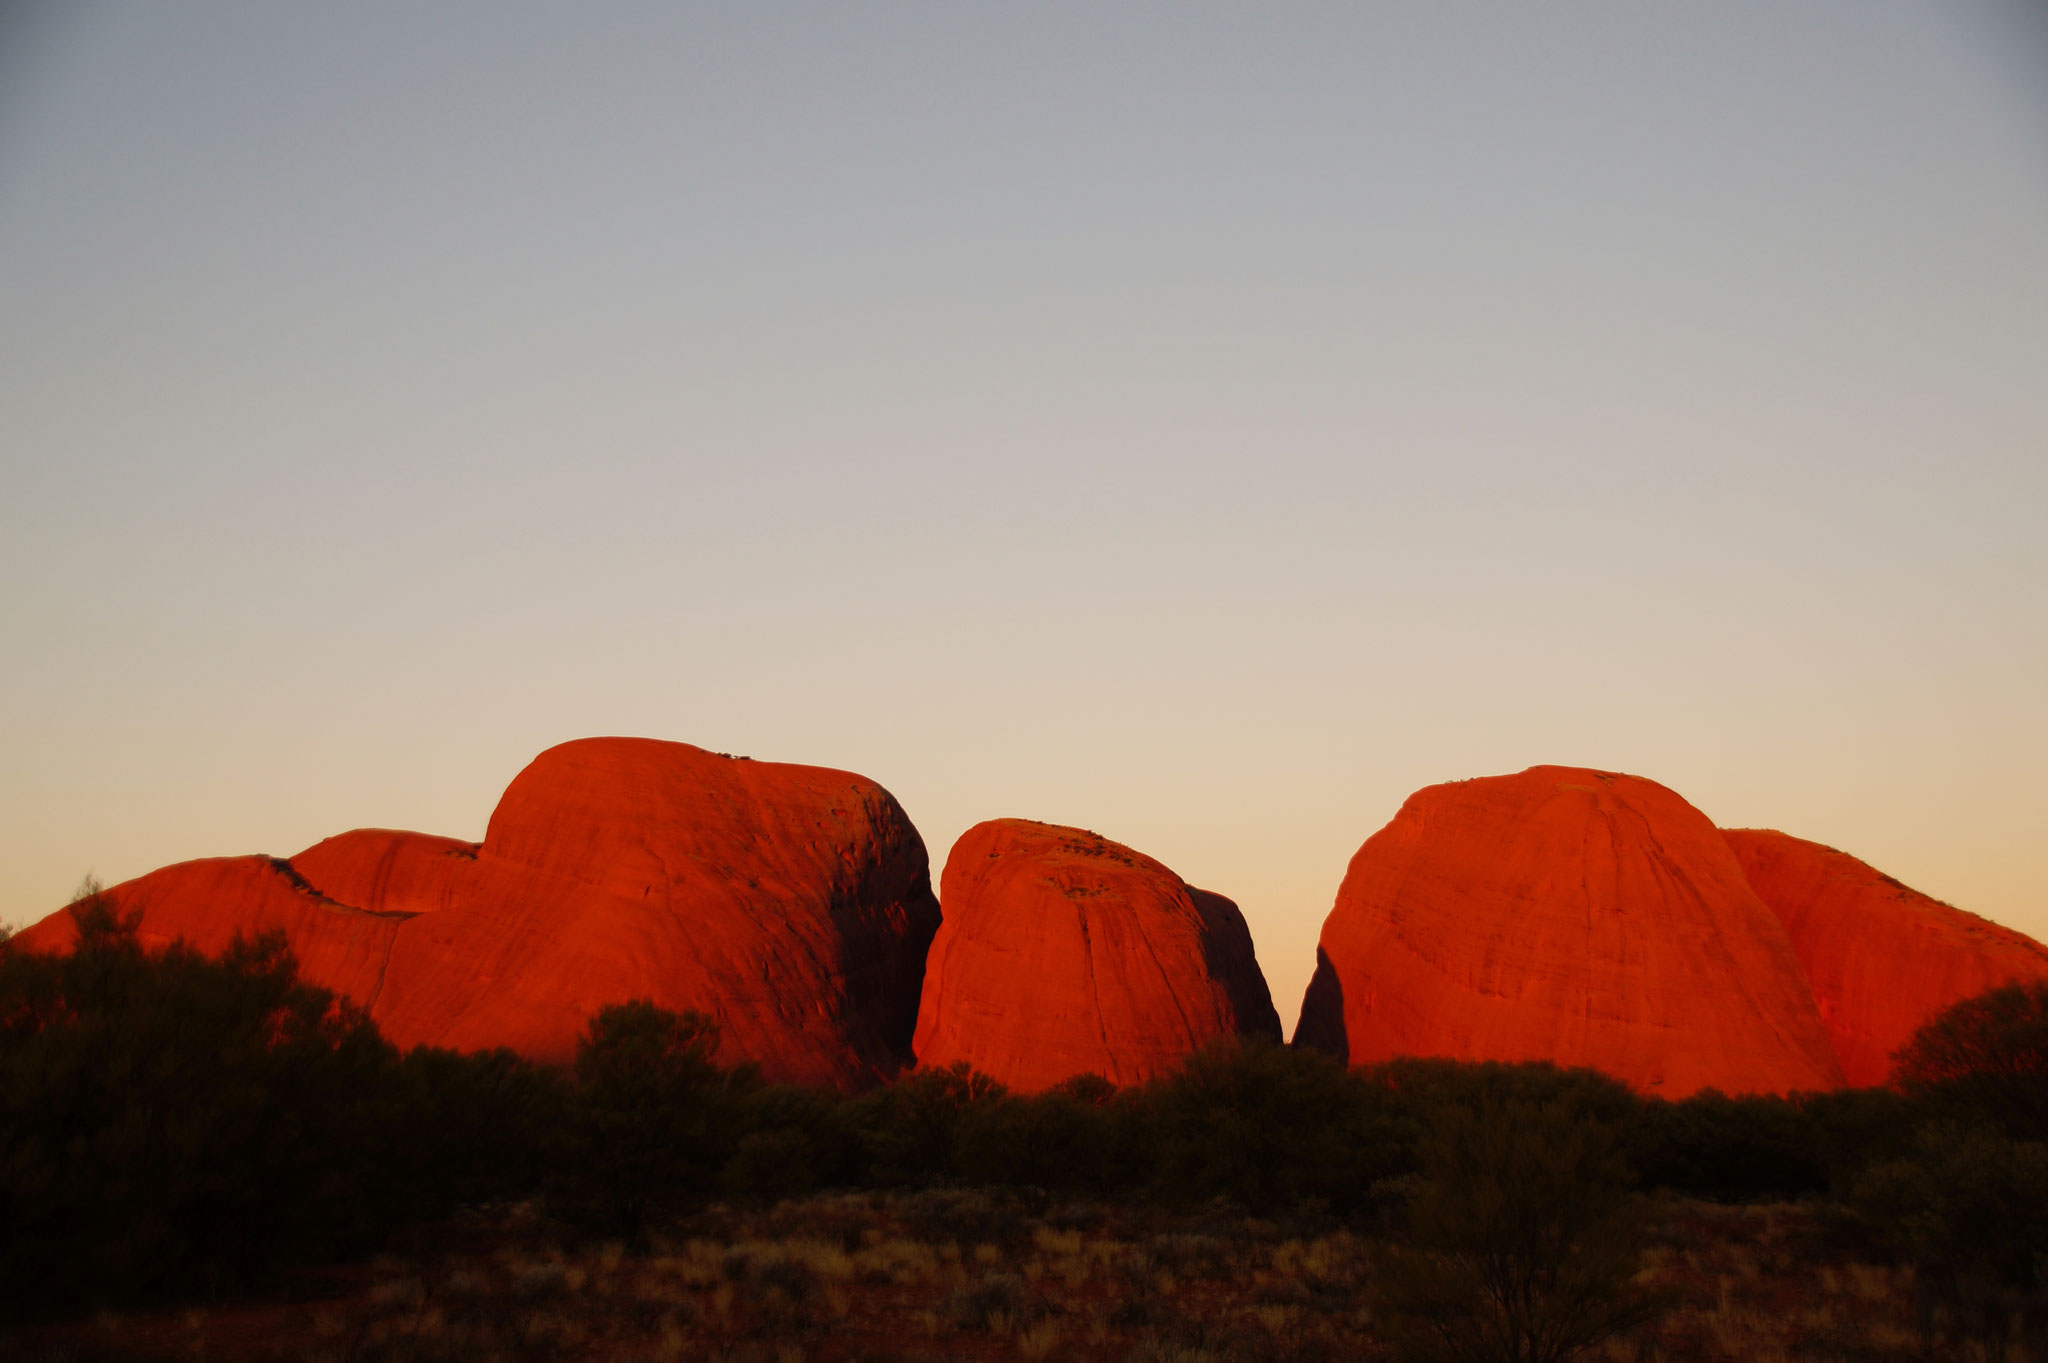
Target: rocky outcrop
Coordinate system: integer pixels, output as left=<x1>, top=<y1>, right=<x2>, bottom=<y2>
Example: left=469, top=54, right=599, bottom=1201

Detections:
left=14, top=854, right=413, bottom=1006
left=14, top=738, right=941, bottom=1088
left=1296, top=767, right=1844, bottom=1097
left=290, top=829, right=476, bottom=917
left=913, top=819, right=1282, bottom=1092
left=1724, top=829, right=2048, bottom=1087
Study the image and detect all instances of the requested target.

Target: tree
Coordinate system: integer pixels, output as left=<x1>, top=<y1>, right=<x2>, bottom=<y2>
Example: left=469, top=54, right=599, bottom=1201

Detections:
left=1131, top=1038, right=1408, bottom=1213
left=0, top=882, right=405, bottom=1314
left=1892, top=981, right=2048, bottom=1139
left=1370, top=1099, right=1665, bottom=1363
left=1851, top=1121, right=2048, bottom=1360
left=563, top=1001, right=757, bottom=1237
left=844, top=1059, right=1007, bottom=1185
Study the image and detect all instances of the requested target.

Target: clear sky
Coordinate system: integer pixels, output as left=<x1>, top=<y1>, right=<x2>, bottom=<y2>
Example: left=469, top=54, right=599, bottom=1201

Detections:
left=3, top=2, right=2045, bottom=1028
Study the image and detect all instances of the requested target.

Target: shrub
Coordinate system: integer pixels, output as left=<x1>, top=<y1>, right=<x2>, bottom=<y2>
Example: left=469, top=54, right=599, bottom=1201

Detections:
left=842, top=1060, right=1007, bottom=1185
left=0, top=888, right=406, bottom=1313
left=1369, top=1098, right=1664, bottom=1363
left=389, top=1043, right=572, bottom=1212
left=558, top=1001, right=758, bottom=1237
left=956, top=1089, right=1120, bottom=1194
left=1892, top=980, right=2048, bottom=1140
left=1849, top=1121, right=2048, bottom=1356
left=1130, top=1038, right=1408, bottom=1214
left=1627, top=1090, right=1827, bottom=1203
left=723, top=1082, right=862, bottom=1202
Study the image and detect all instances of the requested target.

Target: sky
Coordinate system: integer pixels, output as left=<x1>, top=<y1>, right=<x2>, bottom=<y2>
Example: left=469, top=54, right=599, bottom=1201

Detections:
left=2, top=2, right=2045, bottom=1028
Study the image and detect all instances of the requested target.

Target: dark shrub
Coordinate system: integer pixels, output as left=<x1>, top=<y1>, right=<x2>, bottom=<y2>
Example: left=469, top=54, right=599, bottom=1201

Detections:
left=724, top=1083, right=861, bottom=1201
left=1850, top=1121, right=2048, bottom=1356
left=1361, top=1056, right=1641, bottom=1129
left=1370, top=1098, right=1665, bottom=1363
left=1893, top=980, right=2048, bottom=1140
left=898, top=1186, right=1031, bottom=1248
left=0, top=889, right=405, bottom=1313
left=1627, top=1090, right=1826, bottom=1203
left=559, top=1000, right=757, bottom=1236
left=957, top=1089, right=1121, bottom=1195
left=391, top=1043, right=571, bottom=1211
left=1129, top=1038, right=1408, bottom=1214
left=842, top=1060, right=1007, bottom=1185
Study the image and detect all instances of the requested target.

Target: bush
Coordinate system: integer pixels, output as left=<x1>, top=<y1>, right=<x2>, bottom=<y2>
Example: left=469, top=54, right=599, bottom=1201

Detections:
left=723, top=1082, right=862, bottom=1201
left=1129, top=1038, right=1409, bottom=1214
left=558, top=1001, right=757, bottom=1237
left=1893, top=980, right=2048, bottom=1140
left=956, top=1088, right=1122, bottom=1194
left=1850, top=1121, right=2048, bottom=1356
left=842, top=1060, right=1007, bottom=1185
left=1369, top=1099, right=1664, bottom=1363
left=389, top=1043, right=572, bottom=1211
left=1627, top=1090, right=1826, bottom=1203
left=1360, top=1056, right=1641, bottom=1128
left=0, top=888, right=406, bottom=1313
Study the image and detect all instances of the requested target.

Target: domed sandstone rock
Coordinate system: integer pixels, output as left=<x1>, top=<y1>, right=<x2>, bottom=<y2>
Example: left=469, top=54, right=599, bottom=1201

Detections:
left=913, top=819, right=1282, bottom=1092
left=1724, top=829, right=2048, bottom=1088
left=1295, top=767, right=1843, bottom=1097
left=290, top=829, right=476, bottom=917
left=13, top=855, right=413, bottom=1006
left=372, top=738, right=940, bottom=1085
left=15, top=738, right=941, bottom=1087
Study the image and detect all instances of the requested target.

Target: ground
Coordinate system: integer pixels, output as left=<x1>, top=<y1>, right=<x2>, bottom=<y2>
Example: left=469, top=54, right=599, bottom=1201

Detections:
left=3, top=1193, right=1941, bottom=1362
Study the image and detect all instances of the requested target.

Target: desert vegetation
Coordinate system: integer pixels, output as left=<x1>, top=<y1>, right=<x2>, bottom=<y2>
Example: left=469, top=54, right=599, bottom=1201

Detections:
left=4, top=899, right=2046, bottom=1360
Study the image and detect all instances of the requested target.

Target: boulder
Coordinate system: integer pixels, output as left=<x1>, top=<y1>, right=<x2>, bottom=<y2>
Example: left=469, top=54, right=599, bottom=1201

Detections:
left=14, top=738, right=941, bottom=1087
left=1724, top=829, right=2048, bottom=1087
left=913, top=818, right=1282, bottom=1092
left=1296, top=767, right=1843, bottom=1097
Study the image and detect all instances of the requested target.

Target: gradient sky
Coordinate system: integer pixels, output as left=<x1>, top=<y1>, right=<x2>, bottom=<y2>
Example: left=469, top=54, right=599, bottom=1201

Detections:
left=3, top=2, right=2045, bottom=1027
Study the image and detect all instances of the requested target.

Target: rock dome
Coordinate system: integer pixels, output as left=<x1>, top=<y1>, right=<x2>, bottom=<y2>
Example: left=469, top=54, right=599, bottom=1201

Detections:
left=14, top=738, right=940, bottom=1088
left=912, top=818, right=1282, bottom=1092
left=1724, top=829, right=2048, bottom=1087
left=1296, top=767, right=1843, bottom=1097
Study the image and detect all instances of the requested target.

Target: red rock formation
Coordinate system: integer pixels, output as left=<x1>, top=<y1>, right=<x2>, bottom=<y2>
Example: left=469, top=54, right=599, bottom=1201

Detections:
left=372, top=739, right=940, bottom=1085
left=913, top=819, right=1282, bottom=1092
left=14, top=739, right=940, bottom=1087
left=1296, top=767, right=1844, bottom=1097
left=13, top=854, right=412, bottom=1006
left=1724, top=829, right=2048, bottom=1088
left=291, top=829, right=475, bottom=917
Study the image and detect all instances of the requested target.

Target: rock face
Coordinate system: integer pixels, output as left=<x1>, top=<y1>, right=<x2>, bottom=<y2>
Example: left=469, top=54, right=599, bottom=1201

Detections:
left=1296, top=767, right=1844, bottom=1097
left=14, top=739, right=941, bottom=1088
left=1724, top=830, right=2048, bottom=1088
left=15, top=855, right=415, bottom=1006
left=913, top=819, right=1282, bottom=1092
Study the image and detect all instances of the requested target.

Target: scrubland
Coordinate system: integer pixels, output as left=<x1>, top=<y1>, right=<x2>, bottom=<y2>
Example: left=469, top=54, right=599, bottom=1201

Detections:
left=2, top=1192, right=1999, bottom=1363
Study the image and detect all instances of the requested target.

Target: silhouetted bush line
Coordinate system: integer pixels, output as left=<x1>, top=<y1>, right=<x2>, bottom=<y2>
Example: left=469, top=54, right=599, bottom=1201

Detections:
left=4, top=901, right=2044, bottom=1327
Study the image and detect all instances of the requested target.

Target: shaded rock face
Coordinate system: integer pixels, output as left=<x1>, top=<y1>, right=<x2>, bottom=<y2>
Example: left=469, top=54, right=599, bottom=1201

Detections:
left=14, top=739, right=941, bottom=1088
left=913, top=819, right=1282, bottom=1092
left=1724, top=829, right=2048, bottom=1088
left=1297, top=767, right=1844, bottom=1097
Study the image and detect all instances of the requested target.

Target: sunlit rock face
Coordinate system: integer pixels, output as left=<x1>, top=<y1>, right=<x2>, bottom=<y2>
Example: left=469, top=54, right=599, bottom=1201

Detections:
left=1295, top=766, right=1844, bottom=1098
left=14, top=738, right=941, bottom=1089
left=912, top=818, right=1283, bottom=1092
left=1723, top=829, right=2048, bottom=1088
left=13, top=853, right=418, bottom=1006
